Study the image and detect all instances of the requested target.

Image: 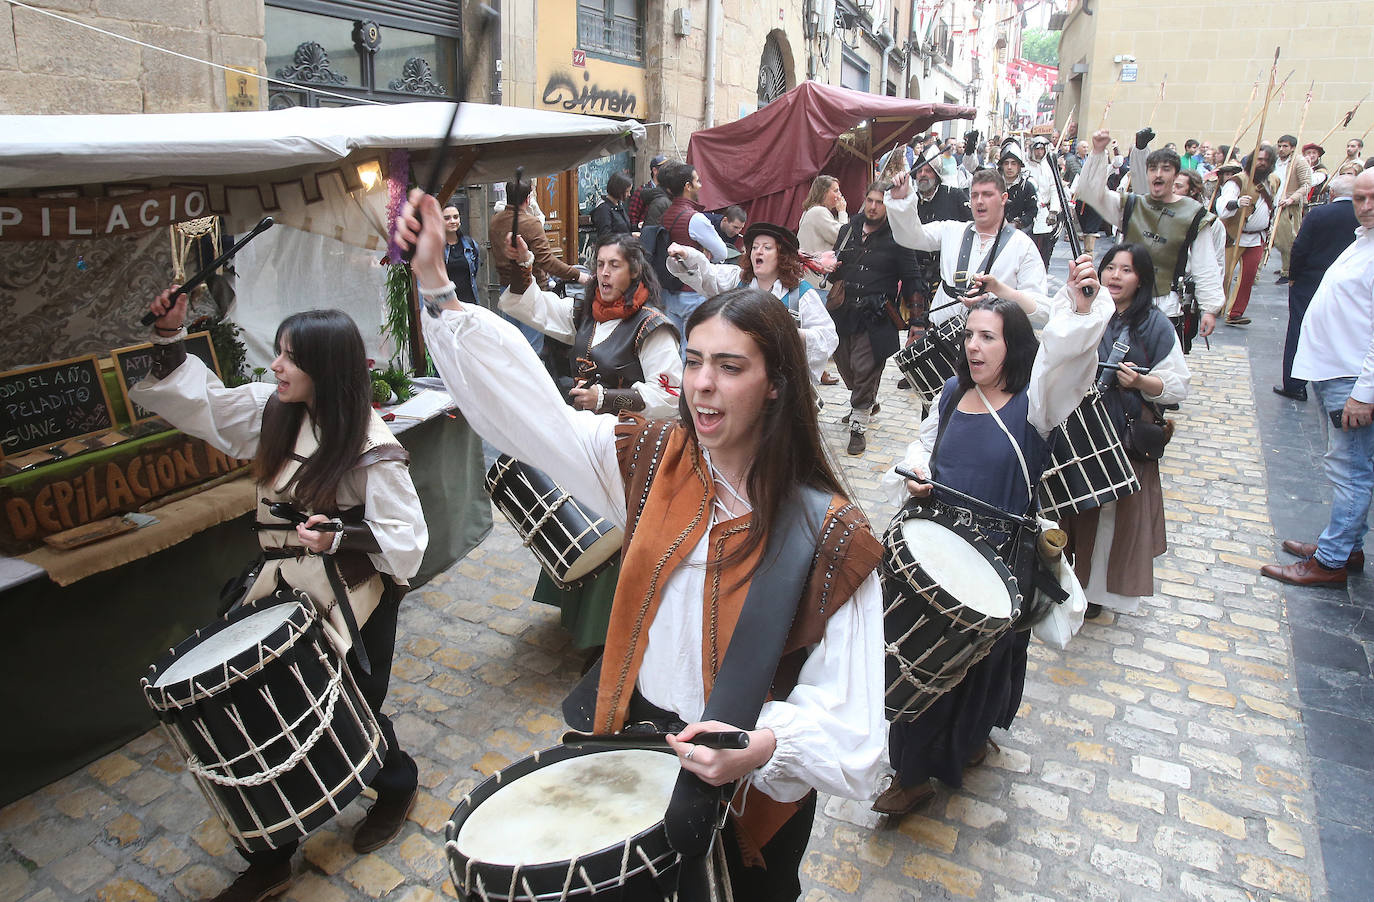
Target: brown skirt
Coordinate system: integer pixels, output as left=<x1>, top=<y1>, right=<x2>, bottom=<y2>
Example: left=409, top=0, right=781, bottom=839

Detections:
left=1060, top=457, right=1165, bottom=598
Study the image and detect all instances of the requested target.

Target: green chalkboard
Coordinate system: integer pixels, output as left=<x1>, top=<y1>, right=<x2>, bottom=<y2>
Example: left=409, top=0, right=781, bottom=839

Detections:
left=577, top=151, right=633, bottom=215
left=0, top=355, right=117, bottom=460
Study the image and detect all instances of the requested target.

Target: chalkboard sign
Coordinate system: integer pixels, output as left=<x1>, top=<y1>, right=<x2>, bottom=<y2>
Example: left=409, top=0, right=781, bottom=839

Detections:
left=111, top=332, right=221, bottom=424
left=0, top=355, right=116, bottom=459
left=577, top=150, right=633, bottom=215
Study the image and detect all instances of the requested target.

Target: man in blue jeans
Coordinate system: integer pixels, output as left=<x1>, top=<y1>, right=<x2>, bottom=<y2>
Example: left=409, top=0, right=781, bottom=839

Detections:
left=1262, top=169, right=1374, bottom=587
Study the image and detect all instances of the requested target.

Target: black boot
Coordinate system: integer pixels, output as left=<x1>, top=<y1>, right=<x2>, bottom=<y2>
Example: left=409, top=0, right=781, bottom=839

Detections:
left=211, top=860, right=293, bottom=902
left=353, top=783, right=419, bottom=853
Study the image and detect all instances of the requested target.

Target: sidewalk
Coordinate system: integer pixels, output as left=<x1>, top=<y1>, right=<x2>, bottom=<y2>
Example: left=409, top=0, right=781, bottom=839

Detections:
left=0, top=243, right=1361, bottom=901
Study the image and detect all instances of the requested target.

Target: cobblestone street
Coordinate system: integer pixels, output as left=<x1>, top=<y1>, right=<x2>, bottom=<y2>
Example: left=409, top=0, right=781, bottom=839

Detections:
left=0, top=254, right=1352, bottom=901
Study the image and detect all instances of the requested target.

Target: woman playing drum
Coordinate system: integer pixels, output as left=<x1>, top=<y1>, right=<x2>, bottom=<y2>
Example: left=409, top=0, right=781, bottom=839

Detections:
left=132, top=299, right=427, bottom=902
left=876, top=253, right=1110, bottom=816
left=400, top=189, right=886, bottom=899
left=665, top=221, right=838, bottom=385
left=1062, top=244, right=1190, bottom=619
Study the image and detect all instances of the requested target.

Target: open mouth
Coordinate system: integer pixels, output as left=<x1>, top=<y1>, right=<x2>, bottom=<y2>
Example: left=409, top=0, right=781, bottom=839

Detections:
left=694, top=405, right=723, bottom=434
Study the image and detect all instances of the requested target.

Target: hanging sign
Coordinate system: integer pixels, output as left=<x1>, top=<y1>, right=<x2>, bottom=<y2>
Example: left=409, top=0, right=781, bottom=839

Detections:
left=0, top=187, right=212, bottom=242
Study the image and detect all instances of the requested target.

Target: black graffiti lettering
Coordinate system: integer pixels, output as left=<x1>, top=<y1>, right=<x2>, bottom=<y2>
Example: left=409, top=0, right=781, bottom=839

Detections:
left=542, top=70, right=637, bottom=116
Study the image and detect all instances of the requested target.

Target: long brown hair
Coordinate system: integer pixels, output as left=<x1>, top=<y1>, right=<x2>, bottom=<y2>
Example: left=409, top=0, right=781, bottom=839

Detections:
left=736, top=240, right=804, bottom=291
left=253, top=310, right=371, bottom=511
left=802, top=175, right=838, bottom=211
left=678, top=287, right=845, bottom=574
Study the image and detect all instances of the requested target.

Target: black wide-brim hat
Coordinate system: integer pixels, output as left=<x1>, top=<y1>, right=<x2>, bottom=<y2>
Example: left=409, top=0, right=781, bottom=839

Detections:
left=742, top=221, right=799, bottom=255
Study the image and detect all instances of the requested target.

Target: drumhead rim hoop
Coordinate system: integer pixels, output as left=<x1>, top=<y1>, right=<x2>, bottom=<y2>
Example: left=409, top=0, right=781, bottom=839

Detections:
left=884, top=501, right=1022, bottom=622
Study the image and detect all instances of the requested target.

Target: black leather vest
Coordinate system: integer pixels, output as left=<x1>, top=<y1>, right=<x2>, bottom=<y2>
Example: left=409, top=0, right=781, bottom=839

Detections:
left=570, top=301, right=674, bottom=390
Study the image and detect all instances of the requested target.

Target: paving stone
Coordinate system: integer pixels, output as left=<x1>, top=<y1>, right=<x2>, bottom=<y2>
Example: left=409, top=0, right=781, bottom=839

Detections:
left=1088, top=843, right=1162, bottom=890
left=895, top=813, right=958, bottom=854
left=1152, top=824, right=1223, bottom=872
left=344, top=856, right=404, bottom=896
left=50, top=846, right=117, bottom=894
left=1079, top=809, right=1138, bottom=843
left=803, top=851, right=863, bottom=893
left=945, top=794, right=1007, bottom=829
left=171, top=863, right=231, bottom=900
left=1130, top=754, right=1191, bottom=788
left=1178, top=794, right=1246, bottom=839
left=902, top=852, right=982, bottom=898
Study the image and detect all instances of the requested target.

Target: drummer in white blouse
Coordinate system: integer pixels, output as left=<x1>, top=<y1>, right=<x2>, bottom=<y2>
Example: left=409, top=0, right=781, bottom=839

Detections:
left=884, top=167, right=1051, bottom=328
left=664, top=221, right=838, bottom=384
left=399, top=189, right=886, bottom=898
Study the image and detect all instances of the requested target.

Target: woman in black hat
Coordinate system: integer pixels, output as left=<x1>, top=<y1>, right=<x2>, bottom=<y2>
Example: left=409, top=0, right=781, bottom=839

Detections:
left=665, top=221, right=838, bottom=386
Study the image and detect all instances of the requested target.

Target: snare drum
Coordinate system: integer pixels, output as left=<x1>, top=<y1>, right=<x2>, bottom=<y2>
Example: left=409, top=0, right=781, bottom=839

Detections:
left=1037, top=391, right=1141, bottom=520
left=485, top=455, right=624, bottom=588
left=445, top=745, right=687, bottom=900
left=894, top=314, right=965, bottom=404
left=881, top=503, right=1021, bottom=722
left=142, top=595, right=384, bottom=852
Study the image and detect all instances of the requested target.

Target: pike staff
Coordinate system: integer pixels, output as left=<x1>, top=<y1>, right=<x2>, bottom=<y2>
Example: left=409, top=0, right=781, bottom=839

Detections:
left=1261, top=82, right=1315, bottom=267
left=1308, top=94, right=1366, bottom=152
left=1223, top=47, right=1281, bottom=318
left=1146, top=73, right=1168, bottom=128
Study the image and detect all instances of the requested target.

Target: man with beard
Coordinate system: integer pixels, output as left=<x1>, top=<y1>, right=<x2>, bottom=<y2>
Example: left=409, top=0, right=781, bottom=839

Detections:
left=885, top=168, right=1050, bottom=331
left=1217, top=144, right=1280, bottom=325
left=1025, top=136, right=1064, bottom=267
left=1077, top=128, right=1225, bottom=340
left=1272, top=134, right=1314, bottom=285
left=1344, top=138, right=1364, bottom=168
left=998, top=140, right=1039, bottom=234
left=829, top=180, right=924, bottom=455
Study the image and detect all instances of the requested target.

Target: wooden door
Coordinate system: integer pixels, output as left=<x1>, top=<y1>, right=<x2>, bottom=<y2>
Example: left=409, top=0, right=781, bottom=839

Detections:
left=534, top=169, right=580, bottom=266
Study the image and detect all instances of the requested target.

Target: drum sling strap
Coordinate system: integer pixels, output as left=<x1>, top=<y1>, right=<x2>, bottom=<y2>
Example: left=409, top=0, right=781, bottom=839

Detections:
left=937, top=221, right=1015, bottom=307
left=668, top=484, right=830, bottom=899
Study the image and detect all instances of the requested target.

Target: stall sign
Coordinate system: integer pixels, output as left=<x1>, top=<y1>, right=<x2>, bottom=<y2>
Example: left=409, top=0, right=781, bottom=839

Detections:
left=1, top=433, right=251, bottom=552
left=0, top=356, right=115, bottom=459
left=0, top=187, right=211, bottom=242
left=112, top=333, right=220, bottom=424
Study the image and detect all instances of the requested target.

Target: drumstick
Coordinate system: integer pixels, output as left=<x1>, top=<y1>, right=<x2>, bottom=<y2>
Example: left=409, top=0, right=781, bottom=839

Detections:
left=140, top=217, right=274, bottom=325
left=894, top=466, right=1038, bottom=528
left=560, top=730, right=750, bottom=751
left=264, top=500, right=342, bottom=531
left=1096, top=362, right=1152, bottom=375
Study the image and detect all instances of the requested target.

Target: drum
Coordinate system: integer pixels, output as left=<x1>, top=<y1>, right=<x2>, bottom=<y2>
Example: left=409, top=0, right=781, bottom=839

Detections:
left=485, top=455, right=624, bottom=588
left=881, top=502, right=1021, bottom=722
left=141, top=594, right=384, bottom=852
left=445, top=745, right=686, bottom=900
left=1037, top=391, right=1141, bottom=520
left=893, top=313, right=965, bottom=404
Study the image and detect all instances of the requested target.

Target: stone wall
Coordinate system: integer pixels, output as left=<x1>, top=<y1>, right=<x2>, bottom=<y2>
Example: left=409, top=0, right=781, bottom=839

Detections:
left=0, top=0, right=264, bottom=115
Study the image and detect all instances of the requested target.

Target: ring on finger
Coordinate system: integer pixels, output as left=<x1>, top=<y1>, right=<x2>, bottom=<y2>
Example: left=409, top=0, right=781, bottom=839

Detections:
left=684, top=746, right=696, bottom=761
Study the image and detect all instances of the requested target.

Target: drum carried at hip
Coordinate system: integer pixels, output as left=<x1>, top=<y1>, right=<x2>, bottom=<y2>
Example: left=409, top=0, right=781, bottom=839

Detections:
left=141, top=593, right=384, bottom=852
left=1037, top=389, right=1140, bottom=520
left=894, top=313, right=966, bottom=405
left=445, top=744, right=729, bottom=900
left=485, top=455, right=623, bottom=589
left=881, top=501, right=1021, bottom=722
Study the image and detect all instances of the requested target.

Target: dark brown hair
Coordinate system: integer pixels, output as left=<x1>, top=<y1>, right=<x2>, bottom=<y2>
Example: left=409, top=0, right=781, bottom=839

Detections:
left=678, top=287, right=845, bottom=576
left=253, top=310, right=371, bottom=511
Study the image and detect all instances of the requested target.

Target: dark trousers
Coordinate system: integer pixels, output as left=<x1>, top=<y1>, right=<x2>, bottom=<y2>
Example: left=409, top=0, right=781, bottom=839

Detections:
left=1280, top=289, right=1311, bottom=395
left=720, top=792, right=818, bottom=901
left=239, top=591, right=416, bottom=866
left=1033, top=230, right=1056, bottom=268
left=834, top=331, right=884, bottom=418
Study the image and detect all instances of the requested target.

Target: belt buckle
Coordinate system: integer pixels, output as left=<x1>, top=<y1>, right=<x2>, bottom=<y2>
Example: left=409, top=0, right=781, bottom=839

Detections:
left=954, top=507, right=974, bottom=529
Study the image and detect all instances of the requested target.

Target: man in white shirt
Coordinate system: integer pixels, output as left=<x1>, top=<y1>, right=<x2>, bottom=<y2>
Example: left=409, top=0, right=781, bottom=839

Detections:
left=885, top=168, right=1050, bottom=327
left=1026, top=136, right=1064, bottom=268
left=1262, top=169, right=1374, bottom=588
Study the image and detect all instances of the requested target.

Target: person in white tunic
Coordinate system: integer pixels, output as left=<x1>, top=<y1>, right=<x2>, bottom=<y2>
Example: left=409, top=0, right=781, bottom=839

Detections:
left=884, top=168, right=1051, bottom=329
left=397, top=188, right=885, bottom=898
left=132, top=297, right=428, bottom=902
left=666, top=221, right=838, bottom=385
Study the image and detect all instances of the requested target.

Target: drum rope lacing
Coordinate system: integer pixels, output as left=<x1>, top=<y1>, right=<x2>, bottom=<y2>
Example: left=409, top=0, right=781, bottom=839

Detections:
left=183, top=657, right=344, bottom=788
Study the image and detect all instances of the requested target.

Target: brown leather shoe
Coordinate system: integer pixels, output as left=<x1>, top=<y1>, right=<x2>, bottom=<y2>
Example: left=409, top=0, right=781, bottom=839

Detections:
left=1260, top=556, right=1347, bottom=588
left=820, top=370, right=840, bottom=385
left=1280, top=539, right=1364, bottom=571
left=211, top=860, right=293, bottom=902
left=965, top=738, right=999, bottom=770
left=352, top=784, right=418, bottom=854
left=872, top=777, right=936, bottom=815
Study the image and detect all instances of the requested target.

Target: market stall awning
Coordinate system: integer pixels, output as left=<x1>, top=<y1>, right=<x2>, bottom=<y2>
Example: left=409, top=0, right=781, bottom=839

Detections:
left=0, top=101, right=643, bottom=191
left=687, top=81, right=974, bottom=231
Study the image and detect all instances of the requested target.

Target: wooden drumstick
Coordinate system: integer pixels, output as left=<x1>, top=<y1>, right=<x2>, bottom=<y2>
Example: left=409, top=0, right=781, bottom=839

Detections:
left=560, top=730, right=750, bottom=751
left=894, top=467, right=1037, bottom=528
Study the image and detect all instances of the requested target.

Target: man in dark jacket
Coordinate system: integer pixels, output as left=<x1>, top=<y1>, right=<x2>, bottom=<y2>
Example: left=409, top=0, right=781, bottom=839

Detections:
left=1274, top=174, right=1360, bottom=401
left=831, top=179, right=924, bottom=455
left=627, top=154, right=669, bottom=227
left=998, top=140, right=1039, bottom=233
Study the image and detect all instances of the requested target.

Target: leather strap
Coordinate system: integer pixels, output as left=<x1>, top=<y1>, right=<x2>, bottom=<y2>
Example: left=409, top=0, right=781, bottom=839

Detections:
left=601, top=387, right=646, bottom=413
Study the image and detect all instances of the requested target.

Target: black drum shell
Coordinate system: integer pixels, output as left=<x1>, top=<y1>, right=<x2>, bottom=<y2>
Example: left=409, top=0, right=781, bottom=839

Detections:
left=445, top=744, right=680, bottom=900
left=142, top=596, right=382, bottom=852
left=893, top=314, right=965, bottom=404
left=1037, top=392, right=1141, bottom=519
left=880, top=503, right=1019, bottom=722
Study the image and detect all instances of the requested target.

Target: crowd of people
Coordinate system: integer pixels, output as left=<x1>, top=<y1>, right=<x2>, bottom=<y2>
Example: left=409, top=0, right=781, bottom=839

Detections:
left=136, top=116, right=1374, bottom=901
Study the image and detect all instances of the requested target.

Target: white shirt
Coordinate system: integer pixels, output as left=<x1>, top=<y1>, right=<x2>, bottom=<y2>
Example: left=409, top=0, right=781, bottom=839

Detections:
left=129, top=355, right=428, bottom=583
left=665, top=246, right=839, bottom=383
left=420, top=303, right=887, bottom=803
left=498, top=278, right=682, bottom=418
left=883, top=190, right=1050, bottom=326
left=1292, top=225, right=1374, bottom=402
left=1217, top=179, right=1272, bottom=248
left=1026, top=155, right=1063, bottom=233
left=687, top=210, right=730, bottom=263
left=1077, top=150, right=1226, bottom=316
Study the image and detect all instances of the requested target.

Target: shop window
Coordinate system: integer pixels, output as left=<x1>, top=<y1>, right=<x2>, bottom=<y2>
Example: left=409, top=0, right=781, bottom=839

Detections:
left=578, top=0, right=644, bottom=62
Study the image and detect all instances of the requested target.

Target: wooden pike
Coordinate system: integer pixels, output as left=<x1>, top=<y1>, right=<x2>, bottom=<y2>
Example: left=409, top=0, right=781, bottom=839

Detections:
left=1099, top=75, right=1122, bottom=130
left=1223, top=47, right=1281, bottom=318
left=1223, top=75, right=1263, bottom=165
left=1260, top=81, right=1315, bottom=267
left=1310, top=94, right=1367, bottom=151
left=1146, top=73, right=1168, bottom=127
left=1232, top=69, right=1296, bottom=152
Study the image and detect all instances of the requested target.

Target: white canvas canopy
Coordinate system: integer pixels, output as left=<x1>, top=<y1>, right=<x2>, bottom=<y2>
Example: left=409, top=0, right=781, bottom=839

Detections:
left=0, top=102, right=641, bottom=370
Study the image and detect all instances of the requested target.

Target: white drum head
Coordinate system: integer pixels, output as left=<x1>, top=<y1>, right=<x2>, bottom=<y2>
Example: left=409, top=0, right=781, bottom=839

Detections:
left=154, top=604, right=298, bottom=688
left=562, top=526, right=625, bottom=582
left=899, top=518, right=1012, bottom=619
left=456, top=750, right=678, bottom=865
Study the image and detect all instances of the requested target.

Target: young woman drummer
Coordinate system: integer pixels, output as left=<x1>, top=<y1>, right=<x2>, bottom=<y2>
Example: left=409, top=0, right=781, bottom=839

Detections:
left=399, top=188, right=886, bottom=898
left=665, top=221, right=838, bottom=384
left=132, top=298, right=428, bottom=902
left=876, top=252, right=1110, bottom=816
left=1061, top=244, right=1190, bottom=619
